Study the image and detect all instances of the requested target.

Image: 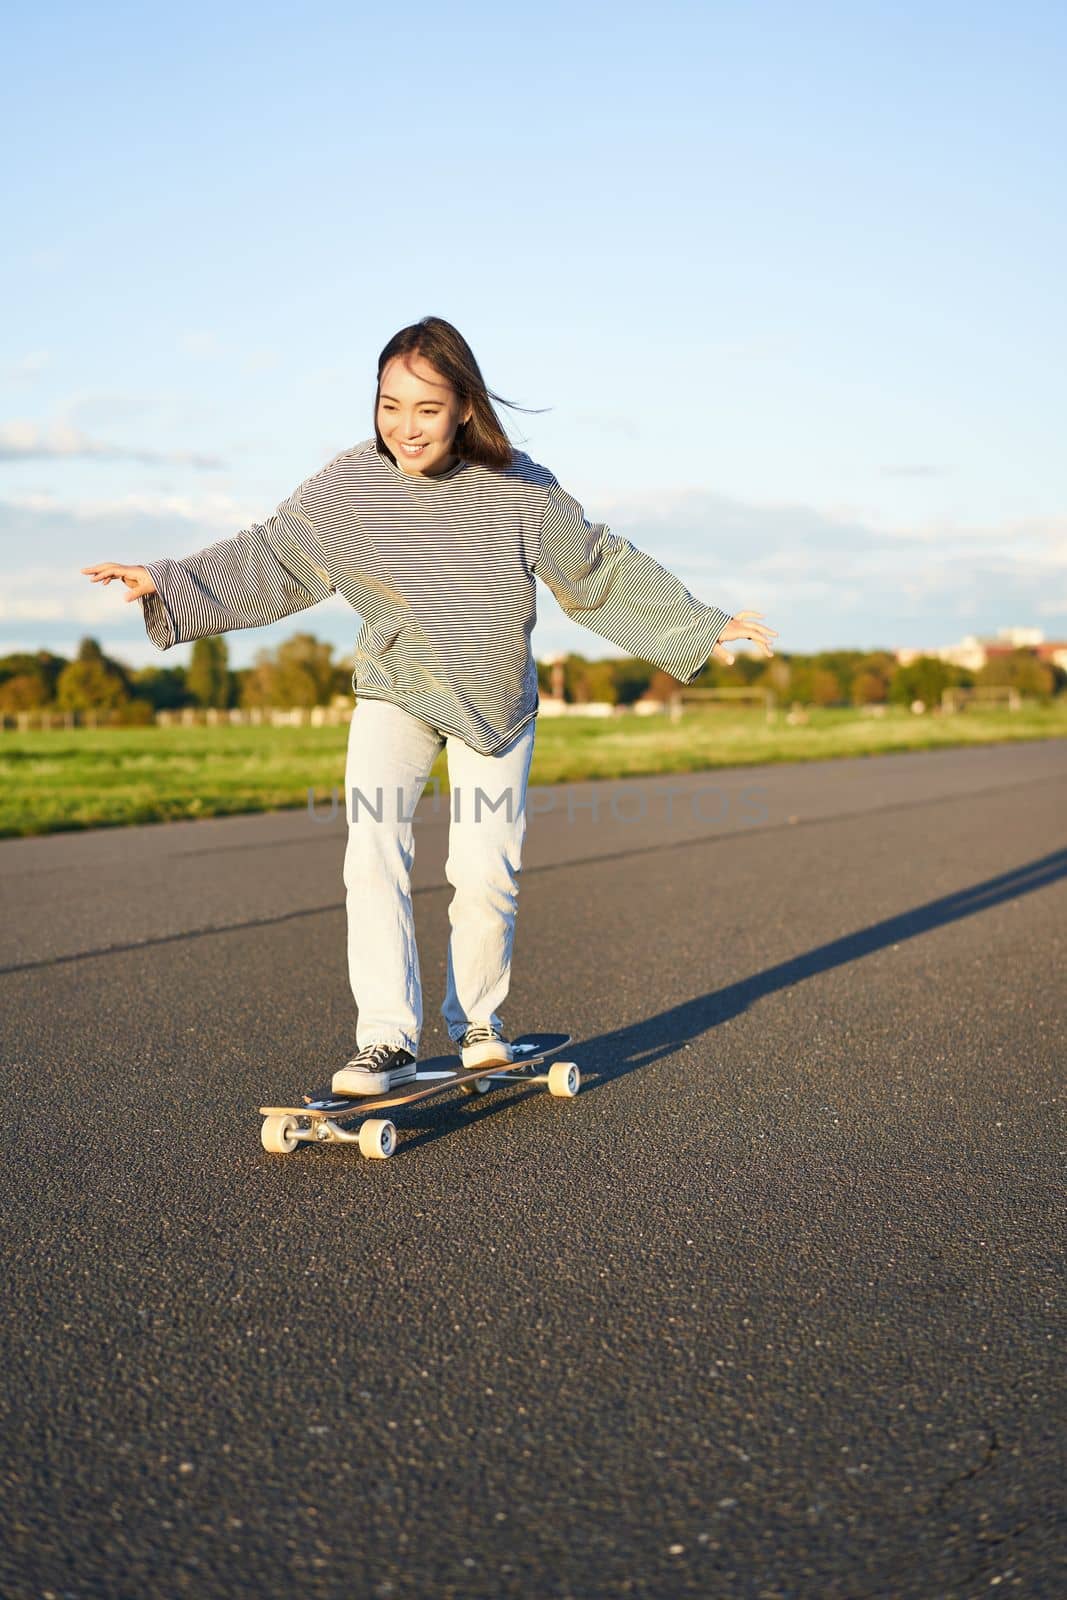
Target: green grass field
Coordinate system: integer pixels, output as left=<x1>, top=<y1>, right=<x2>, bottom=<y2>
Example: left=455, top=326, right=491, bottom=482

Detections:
left=2, top=701, right=1065, bottom=838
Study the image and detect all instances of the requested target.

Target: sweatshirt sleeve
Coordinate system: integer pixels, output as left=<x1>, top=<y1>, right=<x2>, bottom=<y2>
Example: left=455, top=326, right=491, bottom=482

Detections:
left=139, top=484, right=335, bottom=649
left=532, top=479, right=731, bottom=684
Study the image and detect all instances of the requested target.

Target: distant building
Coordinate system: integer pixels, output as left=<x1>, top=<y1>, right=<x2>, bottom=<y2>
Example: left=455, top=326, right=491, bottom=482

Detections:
left=895, top=628, right=1067, bottom=672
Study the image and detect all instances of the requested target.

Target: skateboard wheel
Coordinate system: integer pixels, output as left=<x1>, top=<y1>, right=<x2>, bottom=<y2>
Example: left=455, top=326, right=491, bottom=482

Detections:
left=460, top=1074, right=493, bottom=1096
left=261, top=1114, right=301, bottom=1154
left=548, top=1061, right=580, bottom=1098
left=358, top=1118, right=397, bottom=1159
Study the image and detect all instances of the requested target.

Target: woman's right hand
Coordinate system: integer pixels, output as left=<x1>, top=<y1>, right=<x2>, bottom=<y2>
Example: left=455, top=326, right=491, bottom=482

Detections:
left=81, top=563, right=157, bottom=602
left=711, top=610, right=778, bottom=667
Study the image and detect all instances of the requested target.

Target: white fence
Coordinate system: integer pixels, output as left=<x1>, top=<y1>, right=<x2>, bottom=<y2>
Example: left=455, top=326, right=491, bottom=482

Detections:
left=2, top=694, right=785, bottom=732
left=4, top=698, right=672, bottom=731
left=0, top=703, right=355, bottom=732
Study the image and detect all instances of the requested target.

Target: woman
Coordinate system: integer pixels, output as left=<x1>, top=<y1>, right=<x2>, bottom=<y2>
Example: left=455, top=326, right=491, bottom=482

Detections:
left=83, top=316, right=777, bottom=1094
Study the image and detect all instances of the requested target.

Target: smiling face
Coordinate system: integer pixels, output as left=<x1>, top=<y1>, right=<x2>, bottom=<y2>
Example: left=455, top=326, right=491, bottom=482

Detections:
left=376, top=354, right=473, bottom=477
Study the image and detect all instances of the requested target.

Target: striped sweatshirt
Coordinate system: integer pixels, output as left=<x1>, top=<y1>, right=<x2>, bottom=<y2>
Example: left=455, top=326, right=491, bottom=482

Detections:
left=141, top=439, right=732, bottom=755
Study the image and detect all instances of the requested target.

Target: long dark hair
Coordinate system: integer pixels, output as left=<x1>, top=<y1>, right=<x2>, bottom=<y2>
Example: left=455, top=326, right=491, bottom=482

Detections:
left=374, top=317, right=545, bottom=471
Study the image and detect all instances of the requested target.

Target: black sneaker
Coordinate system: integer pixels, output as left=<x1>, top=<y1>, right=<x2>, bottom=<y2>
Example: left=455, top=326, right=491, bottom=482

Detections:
left=331, top=1043, right=417, bottom=1097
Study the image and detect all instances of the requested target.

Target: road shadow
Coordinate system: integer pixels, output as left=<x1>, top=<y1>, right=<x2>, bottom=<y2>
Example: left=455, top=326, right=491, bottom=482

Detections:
left=567, top=844, right=1067, bottom=1092
left=297, top=845, right=1067, bottom=1157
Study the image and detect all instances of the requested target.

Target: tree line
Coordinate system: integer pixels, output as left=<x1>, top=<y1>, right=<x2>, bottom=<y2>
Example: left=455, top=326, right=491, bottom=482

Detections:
left=0, top=635, right=352, bottom=722
left=0, top=635, right=1061, bottom=720
left=540, top=646, right=1062, bottom=707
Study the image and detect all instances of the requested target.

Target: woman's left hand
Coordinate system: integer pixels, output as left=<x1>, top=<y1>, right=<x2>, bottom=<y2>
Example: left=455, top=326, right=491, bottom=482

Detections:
left=711, top=611, right=778, bottom=667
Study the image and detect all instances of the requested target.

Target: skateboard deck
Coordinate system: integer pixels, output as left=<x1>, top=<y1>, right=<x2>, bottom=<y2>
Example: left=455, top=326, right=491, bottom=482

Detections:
left=260, top=1032, right=578, bottom=1159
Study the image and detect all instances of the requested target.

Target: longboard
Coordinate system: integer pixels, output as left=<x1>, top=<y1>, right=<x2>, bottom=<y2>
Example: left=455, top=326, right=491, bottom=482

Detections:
left=259, top=1032, right=577, bottom=1159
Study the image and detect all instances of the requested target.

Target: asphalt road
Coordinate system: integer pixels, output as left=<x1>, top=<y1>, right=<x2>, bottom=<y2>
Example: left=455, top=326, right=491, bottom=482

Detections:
left=1, top=740, right=1064, bottom=1599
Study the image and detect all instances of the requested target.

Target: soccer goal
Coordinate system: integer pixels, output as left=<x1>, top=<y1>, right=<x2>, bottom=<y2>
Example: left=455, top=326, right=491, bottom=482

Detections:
left=941, top=686, right=1022, bottom=713
left=668, top=687, right=777, bottom=723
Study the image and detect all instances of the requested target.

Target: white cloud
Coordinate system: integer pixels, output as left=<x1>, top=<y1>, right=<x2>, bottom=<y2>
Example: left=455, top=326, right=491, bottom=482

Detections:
left=0, top=568, right=126, bottom=624
left=0, top=422, right=225, bottom=469
left=707, top=338, right=788, bottom=361
left=8, top=352, right=50, bottom=380
left=59, top=391, right=149, bottom=428
left=1, top=486, right=258, bottom=528
left=179, top=331, right=220, bottom=358
left=601, top=484, right=1067, bottom=562
left=573, top=412, right=642, bottom=440
left=0, top=486, right=1063, bottom=655
left=572, top=486, right=1067, bottom=647
left=242, top=350, right=281, bottom=376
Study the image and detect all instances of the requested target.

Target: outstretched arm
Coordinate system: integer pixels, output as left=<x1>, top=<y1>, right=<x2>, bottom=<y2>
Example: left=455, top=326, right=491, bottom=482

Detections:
left=81, top=485, right=335, bottom=649
left=533, top=480, right=776, bottom=681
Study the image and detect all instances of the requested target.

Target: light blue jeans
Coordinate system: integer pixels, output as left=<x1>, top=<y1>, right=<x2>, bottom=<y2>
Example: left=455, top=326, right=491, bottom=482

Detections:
left=343, top=697, right=537, bottom=1055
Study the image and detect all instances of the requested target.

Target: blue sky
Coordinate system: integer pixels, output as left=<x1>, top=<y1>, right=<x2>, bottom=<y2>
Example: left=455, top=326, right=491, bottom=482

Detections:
left=2, top=0, right=1064, bottom=670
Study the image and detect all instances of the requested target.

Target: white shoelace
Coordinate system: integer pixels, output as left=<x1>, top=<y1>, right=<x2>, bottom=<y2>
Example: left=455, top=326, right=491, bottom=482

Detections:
left=464, top=1026, right=500, bottom=1045
left=347, top=1042, right=404, bottom=1069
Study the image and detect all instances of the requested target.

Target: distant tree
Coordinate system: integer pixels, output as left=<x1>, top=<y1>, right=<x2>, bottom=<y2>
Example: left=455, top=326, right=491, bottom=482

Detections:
left=977, top=650, right=1054, bottom=700
left=277, top=634, right=335, bottom=705
left=730, top=652, right=769, bottom=687
left=113, top=699, right=156, bottom=726
left=231, top=665, right=254, bottom=707
left=846, top=652, right=896, bottom=704
left=811, top=668, right=841, bottom=706
left=546, top=653, right=636, bottom=698
left=0, top=650, right=68, bottom=703
left=240, top=633, right=335, bottom=708
left=576, top=659, right=619, bottom=703
left=851, top=670, right=889, bottom=705
left=56, top=657, right=129, bottom=711
left=132, top=665, right=191, bottom=711
left=69, top=637, right=133, bottom=696
left=611, top=659, right=654, bottom=705
left=783, top=660, right=816, bottom=704
left=187, top=636, right=231, bottom=708
left=0, top=673, right=50, bottom=712
left=558, top=654, right=591, bottom=703
left=331, top=656, right=356, bottom=701
left=889, top=656, right=957, bottom=708
left=61, top=638, right=132, bottom=703
left=239, top=653, right=280, bottom=709
left=811, top=650, right=867, bottom=701
left=644, top=668, right=679, bottom=704
left=689, top=656, right=745, bottom=690
left=652, top=652, right=757, bottom=697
